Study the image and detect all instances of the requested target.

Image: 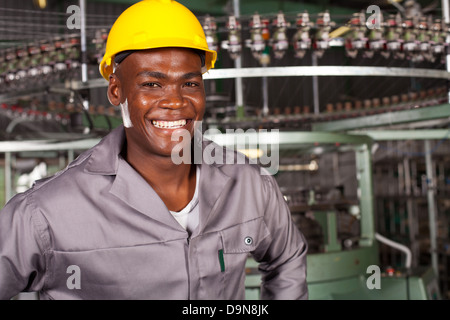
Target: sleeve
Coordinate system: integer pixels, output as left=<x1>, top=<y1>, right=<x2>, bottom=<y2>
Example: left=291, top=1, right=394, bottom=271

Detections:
left=0, top=192, right=48, bottom=300
left=253, top=175, right=308, bottom=300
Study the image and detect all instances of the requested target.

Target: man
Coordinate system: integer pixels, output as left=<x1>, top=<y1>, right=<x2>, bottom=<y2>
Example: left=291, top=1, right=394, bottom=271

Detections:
left=0, top=0, right=308, bottom=300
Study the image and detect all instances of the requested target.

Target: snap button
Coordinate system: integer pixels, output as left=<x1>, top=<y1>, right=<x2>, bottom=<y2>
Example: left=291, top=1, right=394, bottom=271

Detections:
left=244, top=236, right=253, bottom=245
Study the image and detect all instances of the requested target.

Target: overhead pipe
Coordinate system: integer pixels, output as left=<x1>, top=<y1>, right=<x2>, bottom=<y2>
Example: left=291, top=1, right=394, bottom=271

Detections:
left=79, top=0, right=87, bottom=83
left=232, top=0, right=244, bottom=117
left=425, top=140, right=439, bottom=280
left=79, top=0, right=90, bottom=113
left=442, top=0, right=450, bottom=102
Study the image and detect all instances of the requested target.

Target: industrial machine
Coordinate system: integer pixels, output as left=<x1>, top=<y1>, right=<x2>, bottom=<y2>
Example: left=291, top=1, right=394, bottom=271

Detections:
left=232, top=131, right=443, bottom=300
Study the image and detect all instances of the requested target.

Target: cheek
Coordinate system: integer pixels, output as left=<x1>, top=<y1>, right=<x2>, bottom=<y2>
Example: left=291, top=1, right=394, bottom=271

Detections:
left=193, top=95, right=206, bottom=119
left=127, top=95, right=151, bottom=122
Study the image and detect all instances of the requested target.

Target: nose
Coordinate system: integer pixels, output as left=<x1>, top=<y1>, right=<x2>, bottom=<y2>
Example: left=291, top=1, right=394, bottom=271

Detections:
left=159, top=86, right=186, bottom=109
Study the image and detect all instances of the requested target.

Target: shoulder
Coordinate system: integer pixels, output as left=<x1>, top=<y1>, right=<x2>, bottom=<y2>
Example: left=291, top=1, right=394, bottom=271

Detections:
left=19, top=126, right=124, bottom=197
left=3, top=148, right=95, bottom=216
left=3, top=127, right=125, bottom=216
left=32, top=148, right=94, bottom=193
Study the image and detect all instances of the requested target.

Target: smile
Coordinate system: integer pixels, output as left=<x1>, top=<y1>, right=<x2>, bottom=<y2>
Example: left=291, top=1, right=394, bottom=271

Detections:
left=151, top=119, right=189, bottom=129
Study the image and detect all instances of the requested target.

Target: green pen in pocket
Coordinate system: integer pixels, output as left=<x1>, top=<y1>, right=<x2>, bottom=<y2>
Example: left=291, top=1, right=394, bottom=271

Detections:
left=218, top=249, right=225, bottom=272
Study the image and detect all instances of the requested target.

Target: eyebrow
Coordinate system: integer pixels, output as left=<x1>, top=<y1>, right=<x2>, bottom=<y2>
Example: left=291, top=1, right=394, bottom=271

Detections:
left=136, top=71, right=202, bottom=80
left=182, top=72, right=203, bottom=79
left=137, top=71, right=167, bottom=79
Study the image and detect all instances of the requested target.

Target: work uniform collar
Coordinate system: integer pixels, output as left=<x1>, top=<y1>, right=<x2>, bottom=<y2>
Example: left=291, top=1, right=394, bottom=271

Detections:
left=84, top=125, right=125, bottom=175
left=84, top=125, right=233, bottom=236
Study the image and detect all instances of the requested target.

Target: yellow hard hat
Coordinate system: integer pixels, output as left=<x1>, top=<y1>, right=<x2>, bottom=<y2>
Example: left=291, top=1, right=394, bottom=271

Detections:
left=99, top=0, right=217, bottom=80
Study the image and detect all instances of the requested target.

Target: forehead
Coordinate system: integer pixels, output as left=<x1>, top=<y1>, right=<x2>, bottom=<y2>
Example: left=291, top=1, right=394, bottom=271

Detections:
left=121, top=47, right=202, bottom=72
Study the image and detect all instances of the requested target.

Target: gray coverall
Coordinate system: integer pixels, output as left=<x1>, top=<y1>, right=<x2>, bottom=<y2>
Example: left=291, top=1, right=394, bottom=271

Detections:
left=0, top=125, right=308, bottom=300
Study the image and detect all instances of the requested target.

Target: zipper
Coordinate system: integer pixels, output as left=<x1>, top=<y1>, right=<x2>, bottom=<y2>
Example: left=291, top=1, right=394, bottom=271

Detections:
left=186, top=237, right=191, bottom=300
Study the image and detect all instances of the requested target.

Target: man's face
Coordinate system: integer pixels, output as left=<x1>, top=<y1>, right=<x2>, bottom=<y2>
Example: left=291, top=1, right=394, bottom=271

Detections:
left=109, top=47, right=206, bottom=158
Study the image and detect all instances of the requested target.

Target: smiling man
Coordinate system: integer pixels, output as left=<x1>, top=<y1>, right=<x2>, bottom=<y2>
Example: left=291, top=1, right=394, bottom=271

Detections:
left=108, top=47, right=206, bottom=214
left=0, top=0, right=308, bottom=300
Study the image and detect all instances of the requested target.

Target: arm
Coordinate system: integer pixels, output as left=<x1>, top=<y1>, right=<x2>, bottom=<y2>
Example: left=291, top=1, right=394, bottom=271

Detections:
left=0, top=193, right=48, bottom=300
left=254, top=175, right=308, bottom=300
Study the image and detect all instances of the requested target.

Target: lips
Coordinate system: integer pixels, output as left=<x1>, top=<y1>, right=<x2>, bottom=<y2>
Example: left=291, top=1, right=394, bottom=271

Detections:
left=151, top=119, right=190, bottom=129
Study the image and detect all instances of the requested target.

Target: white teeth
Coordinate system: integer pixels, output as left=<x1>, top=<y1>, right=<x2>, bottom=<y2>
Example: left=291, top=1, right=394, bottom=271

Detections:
left=152, top=119, right=187, bottom=129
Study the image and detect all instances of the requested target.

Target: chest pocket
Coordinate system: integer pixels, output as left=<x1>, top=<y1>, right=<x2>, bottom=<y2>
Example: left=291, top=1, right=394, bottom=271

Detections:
left=220, top=217, right=270, bottom=254
left=217, top=217, right=270, bottom=299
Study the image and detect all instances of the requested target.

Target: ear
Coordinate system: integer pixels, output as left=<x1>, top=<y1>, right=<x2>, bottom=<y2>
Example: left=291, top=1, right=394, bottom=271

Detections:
left=107, top=73, right=123, bottom=106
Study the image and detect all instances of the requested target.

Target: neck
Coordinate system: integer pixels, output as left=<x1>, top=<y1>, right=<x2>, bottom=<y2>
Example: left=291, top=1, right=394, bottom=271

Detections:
left=125, top=147, right=194, bottom=192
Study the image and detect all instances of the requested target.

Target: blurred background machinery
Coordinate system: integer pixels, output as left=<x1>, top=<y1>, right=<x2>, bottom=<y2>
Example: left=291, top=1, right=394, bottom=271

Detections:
left=0, top=0, right=449, bottom=300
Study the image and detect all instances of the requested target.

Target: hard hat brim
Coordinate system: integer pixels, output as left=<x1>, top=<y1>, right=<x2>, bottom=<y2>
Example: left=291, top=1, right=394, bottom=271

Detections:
left=100, top=45, right=217, bottom=80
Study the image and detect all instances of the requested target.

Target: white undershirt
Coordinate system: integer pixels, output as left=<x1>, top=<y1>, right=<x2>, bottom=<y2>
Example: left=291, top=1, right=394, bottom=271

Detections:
left=169, top=166, right=200, bottom=235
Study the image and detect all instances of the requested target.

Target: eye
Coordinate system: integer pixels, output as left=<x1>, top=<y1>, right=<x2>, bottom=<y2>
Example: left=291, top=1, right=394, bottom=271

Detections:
left=142, top=82, right=160, bottom=88
left=184, top=82, right=199, bottom=87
